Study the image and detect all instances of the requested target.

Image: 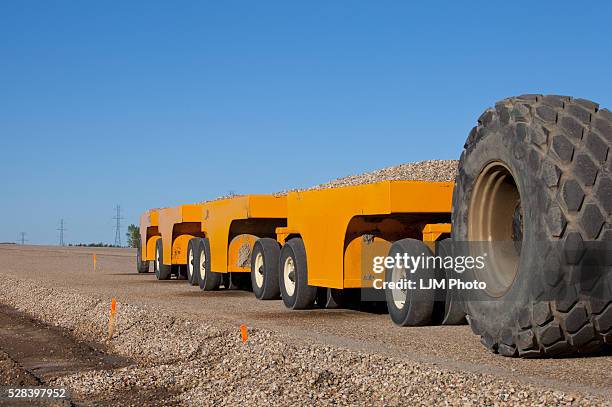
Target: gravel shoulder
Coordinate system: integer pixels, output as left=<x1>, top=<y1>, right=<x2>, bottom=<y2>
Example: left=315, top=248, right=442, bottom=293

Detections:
left=0, top=245, right=610, bottom=406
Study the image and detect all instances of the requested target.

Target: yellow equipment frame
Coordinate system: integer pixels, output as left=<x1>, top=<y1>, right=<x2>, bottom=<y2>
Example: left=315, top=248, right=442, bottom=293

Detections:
left=276, top=180, right=453, bottom=289
left=141, top=181, right=453, bottom=288
left=140, top=208, right=160, bottom=262
left=200, top=195, right=287, bottom=273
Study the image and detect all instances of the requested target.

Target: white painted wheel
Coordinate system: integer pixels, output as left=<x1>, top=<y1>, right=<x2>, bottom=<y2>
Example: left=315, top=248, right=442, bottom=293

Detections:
left=391, top=264, right=406, bottom=309
left=283, top=256, right=296, bottom=297
left=156, top=247, right=161, bottom=272
left=254, top=252, right=264, bottom=288
left=188, top=248, right=194, bottom=279
left=199, top=249, right=207, bottom=281
left=199, top=247, right=207, bottom=281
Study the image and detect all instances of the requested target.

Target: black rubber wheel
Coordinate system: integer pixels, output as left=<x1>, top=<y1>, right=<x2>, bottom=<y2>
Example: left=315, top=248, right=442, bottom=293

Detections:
left=229, top=273, right=252, bottom=291
left=175, top=265, right=187, bottom=280
left=197, top=238, right=222, bottom=291
left=436, top=239, right=466, bottom=325
left=453, top=94, right=612, bottom=357
left=385, top=238, right=436, bottom=326
left=186, top=239, right=200, bottom=286
left=279, top=238, right=317, bottom=310
left=222, top=273, right=231, bottom=289
left=154, top=239, right=172, bottom=280
left=251, top=238, right=281, bottom=300
left=315, top=288, right=348, bottom=309
left=136, top=242, right=149, bottom=273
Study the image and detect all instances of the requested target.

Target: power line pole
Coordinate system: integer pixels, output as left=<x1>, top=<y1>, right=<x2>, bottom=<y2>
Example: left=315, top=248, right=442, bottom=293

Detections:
left=113, top=205, right=124, bottom=247
left=57, top=219, right=66, bottom=246
left=19, top=232, right=27, bottom=245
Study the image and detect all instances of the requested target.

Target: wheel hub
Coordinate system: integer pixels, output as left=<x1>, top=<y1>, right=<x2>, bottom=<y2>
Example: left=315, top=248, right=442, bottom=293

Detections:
left=283, top=257, right=296, bottom=296
left=468, top=161, right=522, bottom=297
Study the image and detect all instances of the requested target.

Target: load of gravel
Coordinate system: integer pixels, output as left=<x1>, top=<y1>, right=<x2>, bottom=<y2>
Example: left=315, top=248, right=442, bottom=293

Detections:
left=198, top=160, right=458, bottom=202
left=271, top=159, right=458, bottom=197
left=0, top=276, right=604, bottom=406
left=308, top=159, right=458, bottom=190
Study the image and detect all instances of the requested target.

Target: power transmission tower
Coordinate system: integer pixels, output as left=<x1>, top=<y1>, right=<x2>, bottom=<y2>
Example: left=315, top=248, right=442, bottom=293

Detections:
left=57, top=219, right=66, bottom=246
left=113, top=205, right=124, bottom=247
left=19, top=232, right=27, bottom=245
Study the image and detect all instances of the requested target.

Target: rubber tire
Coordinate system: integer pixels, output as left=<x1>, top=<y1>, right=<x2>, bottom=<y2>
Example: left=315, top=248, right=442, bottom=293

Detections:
left=175, top=265, right=187, bottom=280
left=279, top=238, right=317, bottom=310
left=136, top=242, right=149, bottom=273
left=316, top=288, right=348, bottom=309
left=230, top=273, right=252, bottom=291
left=453, top=94, right=612, bottom=357
left=198, top=238, right=221, bottom=291
left=186, top=239, right=200, bottom=286
left=436, top=239, right=467, bottom=325
left=154, top=239, right=172, bottom=280
left=251, top=238, right=281, bottom=300
left=385, top=238, right=436, bottom=326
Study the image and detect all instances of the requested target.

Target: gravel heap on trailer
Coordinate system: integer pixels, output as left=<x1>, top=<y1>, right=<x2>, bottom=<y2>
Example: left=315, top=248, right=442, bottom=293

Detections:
left=202, top=159, right=458, bottom=202
left=272, top=159, right=458, bottom=196
left=308, top=159, right=458, bottom=190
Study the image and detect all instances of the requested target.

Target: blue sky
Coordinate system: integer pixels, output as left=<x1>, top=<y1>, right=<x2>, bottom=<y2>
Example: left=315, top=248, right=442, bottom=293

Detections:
left=1, top=1, right=611, bottom=245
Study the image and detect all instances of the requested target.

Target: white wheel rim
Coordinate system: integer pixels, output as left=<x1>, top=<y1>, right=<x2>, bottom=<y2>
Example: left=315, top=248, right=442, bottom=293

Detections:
left=156, top=247, right=160, bottom=272
left=283, top=257, right=296, bottom=297
left=391, top=265, right=406, bottom=309
left=254, top=252, right=264, bottom=288
left=188, top=249, right=194, bottom=278
left=199, top=248, right=207, bottom=280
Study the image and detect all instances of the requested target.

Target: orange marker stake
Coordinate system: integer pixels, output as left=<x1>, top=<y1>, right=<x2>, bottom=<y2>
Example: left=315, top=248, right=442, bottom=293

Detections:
left=240, top=324, right=248, bottom=344
left=93, top=254, right=97, bottom=272
left=108, top=298, right=117, bottom=340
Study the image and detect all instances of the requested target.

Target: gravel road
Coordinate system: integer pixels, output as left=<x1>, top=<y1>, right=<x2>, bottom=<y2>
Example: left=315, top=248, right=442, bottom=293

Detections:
left=0, top=245, right=610, bottom=406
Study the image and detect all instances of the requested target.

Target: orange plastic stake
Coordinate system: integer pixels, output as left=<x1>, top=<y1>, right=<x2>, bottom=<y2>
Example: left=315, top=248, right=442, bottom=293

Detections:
left=240, top=324, right=248, bottom=343
left=93, top=254, right=97, bottom=272
left=108, top=298, right=117, bottom=340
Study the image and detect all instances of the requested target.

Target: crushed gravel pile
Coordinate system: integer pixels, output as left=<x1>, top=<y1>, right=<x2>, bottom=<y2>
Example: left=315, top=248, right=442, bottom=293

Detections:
left=273, top=159, right=458, bottom=196
left=309, top=159, right=458, bottom=190
left=0, top=276, right=605, bottom=406
left=200, top=160, right=458, bottom=201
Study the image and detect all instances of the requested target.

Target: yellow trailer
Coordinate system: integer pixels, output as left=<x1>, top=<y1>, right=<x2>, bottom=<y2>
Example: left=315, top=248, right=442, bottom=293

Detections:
left=141, top=196, right=287, bottom=288
left=136, top=208, right=160, bottom=273
left=152, top=204, right=205, bottom=280
left=272, top=180, right=462, bottom=325
left=191, top=195, right=287, bottom=292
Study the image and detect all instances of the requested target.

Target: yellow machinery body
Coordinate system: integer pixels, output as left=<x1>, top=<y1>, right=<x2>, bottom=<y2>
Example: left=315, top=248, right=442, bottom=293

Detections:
left=276, top=180, right=453, bottom=289
left=153, top=204, right=204, bottom=265
left=200, top=195, right=287, bottom=273
left=140, top=181, right=452, bottom=288
left=143, top=196, right=287, bottom=270
left=140, top=209, right=160, bottom=262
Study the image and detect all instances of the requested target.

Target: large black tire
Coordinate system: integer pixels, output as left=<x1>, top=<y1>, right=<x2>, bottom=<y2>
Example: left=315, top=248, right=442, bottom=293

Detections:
left=279, top=238, right=317, bottom=310
left=175, top=265, right=187, bottom=280
left=197, top=238, right=222, bottom=291
left=453, top=95, right=611, bottom=357
left=315, top=288, right=351, bottom=309
left=251, top=238, right=281, bottom=300
left=436, top=239, right=466, bottom=325
left=385, top=238, right=436, bottom=326
left=136, top=242, right=150, bottom=273
left=186, top=239, right=200, bottom=286
left=154, top=239, right=172, bottom=280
